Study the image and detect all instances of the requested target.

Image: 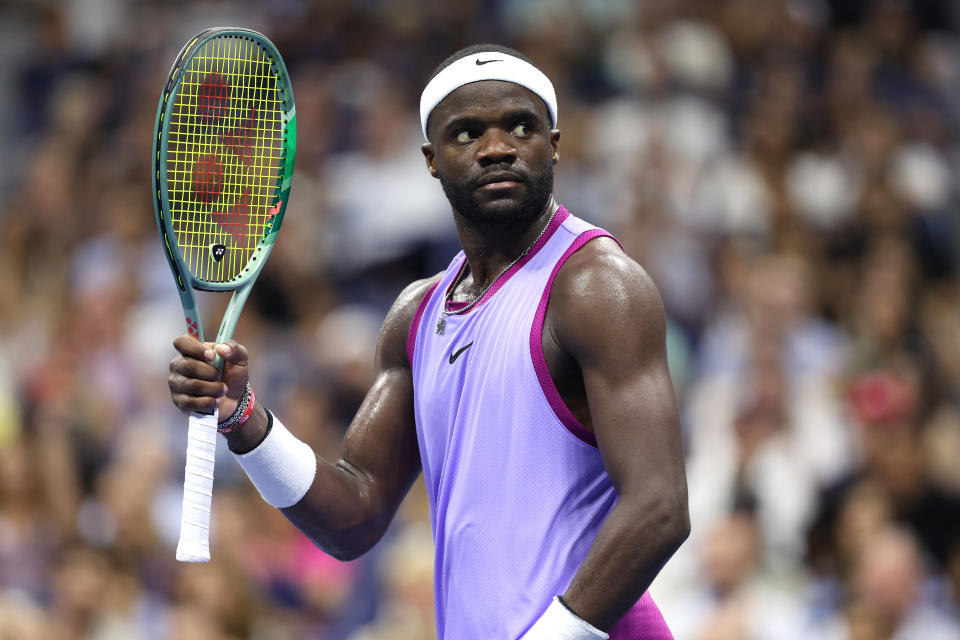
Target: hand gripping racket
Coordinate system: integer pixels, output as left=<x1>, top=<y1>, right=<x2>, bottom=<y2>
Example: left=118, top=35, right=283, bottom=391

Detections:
left=152, top=27, right=295, bottom=562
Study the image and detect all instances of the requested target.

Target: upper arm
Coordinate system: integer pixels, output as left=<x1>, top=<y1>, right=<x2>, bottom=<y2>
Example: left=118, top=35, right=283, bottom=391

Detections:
left=550, top=240, right=686, bottom=502
left=336, top=275, right=439, bottom=517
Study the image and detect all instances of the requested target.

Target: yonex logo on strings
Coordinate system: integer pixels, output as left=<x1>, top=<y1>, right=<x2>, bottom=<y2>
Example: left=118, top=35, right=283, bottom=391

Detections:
left=210, top=244, right=227, bottom=262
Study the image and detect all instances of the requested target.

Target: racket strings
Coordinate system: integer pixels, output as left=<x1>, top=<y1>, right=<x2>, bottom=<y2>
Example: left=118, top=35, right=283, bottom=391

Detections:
left=166, top=35, right=286, bottom=283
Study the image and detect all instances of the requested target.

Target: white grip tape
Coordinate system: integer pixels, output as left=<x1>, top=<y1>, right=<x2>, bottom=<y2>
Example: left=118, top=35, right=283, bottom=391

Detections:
left=521, top=598, right=609, bottom=640
left=234, top=412, right=316, bottom=509
left=176, top=410, right=218, bottom=563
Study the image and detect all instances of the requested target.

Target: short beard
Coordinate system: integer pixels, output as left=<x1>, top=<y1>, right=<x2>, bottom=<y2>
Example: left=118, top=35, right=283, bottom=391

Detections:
left=440, top=164, right=553, bottom=230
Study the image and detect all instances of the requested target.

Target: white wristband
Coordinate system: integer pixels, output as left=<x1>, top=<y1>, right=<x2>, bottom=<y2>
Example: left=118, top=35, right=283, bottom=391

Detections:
left=522, top=597, right=609, bottom=640
left=232, top=411, right=317, bottom=508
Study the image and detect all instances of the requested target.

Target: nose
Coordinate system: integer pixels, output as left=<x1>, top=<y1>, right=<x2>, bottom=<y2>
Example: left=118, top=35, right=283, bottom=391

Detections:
left=476, top=127, right=517, bottom=166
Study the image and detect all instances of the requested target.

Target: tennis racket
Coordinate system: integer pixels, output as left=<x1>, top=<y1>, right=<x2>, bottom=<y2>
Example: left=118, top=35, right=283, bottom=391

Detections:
left=152, top=27, right=296, bottom=562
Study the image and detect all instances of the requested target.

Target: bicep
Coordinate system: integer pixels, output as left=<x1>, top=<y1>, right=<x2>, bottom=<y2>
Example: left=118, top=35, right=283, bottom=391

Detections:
left=338, top=364, right=421, bottom=514
left=581, top=353, right=683, bottom=497
left=555, top=250, right=685, bottom=496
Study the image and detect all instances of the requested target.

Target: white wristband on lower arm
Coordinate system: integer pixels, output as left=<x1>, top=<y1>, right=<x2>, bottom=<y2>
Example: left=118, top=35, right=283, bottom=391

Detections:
left=232, top=411, right=317, bottom=508
left=521, top=597, right=609, bottom=640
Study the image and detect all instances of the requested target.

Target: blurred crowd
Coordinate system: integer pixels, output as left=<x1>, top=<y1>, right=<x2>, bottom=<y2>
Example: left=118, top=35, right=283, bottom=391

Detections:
left=1, top=0, right=960, bottom=638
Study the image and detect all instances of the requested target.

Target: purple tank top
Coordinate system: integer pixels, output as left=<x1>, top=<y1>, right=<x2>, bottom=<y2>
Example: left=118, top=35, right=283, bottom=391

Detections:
left=407, top=206, right=673, bottom=639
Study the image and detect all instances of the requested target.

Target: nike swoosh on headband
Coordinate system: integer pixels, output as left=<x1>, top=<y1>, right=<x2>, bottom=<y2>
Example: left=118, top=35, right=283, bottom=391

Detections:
left=475, top=58, right=502, bottom=65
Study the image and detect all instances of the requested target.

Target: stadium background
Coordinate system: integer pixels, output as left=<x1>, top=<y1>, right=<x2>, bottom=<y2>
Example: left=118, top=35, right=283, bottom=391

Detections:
left=1, top=0, right=960, bottom=638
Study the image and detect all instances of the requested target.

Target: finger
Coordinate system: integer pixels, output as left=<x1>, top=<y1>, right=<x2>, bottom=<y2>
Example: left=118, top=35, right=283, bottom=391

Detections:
left=173, top=334, right=216, bottom=362
left=169, top=355, right=221, bottom=381
left=168, top=374, right=228, bottom=398
left=171, top=392, right=221, bottom=414
left=215, top=340, right=249, bottom=366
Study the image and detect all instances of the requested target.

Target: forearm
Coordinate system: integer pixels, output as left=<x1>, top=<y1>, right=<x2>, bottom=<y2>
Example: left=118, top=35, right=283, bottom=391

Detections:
left=281, top=457, right=411, bottom=561
left=562, top=493, right=689, bottom=630
left=225, top=405, right=399, bottom=561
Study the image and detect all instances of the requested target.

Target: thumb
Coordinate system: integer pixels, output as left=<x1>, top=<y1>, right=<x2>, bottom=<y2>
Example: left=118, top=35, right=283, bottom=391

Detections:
left=215, top=339, right=249, bottom=367
left=214, top=340, right=250, bottom=399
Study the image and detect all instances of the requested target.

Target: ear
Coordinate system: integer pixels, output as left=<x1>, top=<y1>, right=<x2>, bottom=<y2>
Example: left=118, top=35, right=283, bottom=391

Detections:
left=422, top=142, right=439, bottom=179
left=550, top=129, right=561, bottom=164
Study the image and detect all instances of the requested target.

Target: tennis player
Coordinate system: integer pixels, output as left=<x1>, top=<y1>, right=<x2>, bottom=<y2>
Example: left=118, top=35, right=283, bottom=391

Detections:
left=169, top=44, right=689, bottom=639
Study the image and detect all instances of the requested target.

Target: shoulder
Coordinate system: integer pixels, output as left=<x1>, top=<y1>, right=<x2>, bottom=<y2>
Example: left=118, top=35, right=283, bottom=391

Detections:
left=552, top=235, right=664, bottom=320
left=550, top=236, right=666, bottom=361
left=377, top=273, right=444, bottom=368
left=390, top=274, right=444, bottom=325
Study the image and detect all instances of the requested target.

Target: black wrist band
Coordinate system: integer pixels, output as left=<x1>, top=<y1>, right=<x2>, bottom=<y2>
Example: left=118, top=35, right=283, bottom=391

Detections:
left=217, top=382, right=252, bottom=430
left=226, top=408, right=273, bottom=454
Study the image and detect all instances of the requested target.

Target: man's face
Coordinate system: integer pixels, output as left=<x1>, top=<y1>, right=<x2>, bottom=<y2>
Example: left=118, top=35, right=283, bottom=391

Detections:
left=422, top=81, right=560, bottom=228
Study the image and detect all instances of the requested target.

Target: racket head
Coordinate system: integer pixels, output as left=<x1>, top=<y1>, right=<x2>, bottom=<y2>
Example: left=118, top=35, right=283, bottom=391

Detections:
left=152, top=27, right=296, bottom=301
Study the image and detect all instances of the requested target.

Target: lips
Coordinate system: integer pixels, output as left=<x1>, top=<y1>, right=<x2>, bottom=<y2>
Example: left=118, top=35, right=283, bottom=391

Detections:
left=476, top=171, right=525, bottom=190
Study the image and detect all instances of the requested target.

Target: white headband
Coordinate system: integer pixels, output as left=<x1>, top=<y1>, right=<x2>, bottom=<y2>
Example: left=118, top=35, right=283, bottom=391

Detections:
left=419, top=51, right=558, bottom=140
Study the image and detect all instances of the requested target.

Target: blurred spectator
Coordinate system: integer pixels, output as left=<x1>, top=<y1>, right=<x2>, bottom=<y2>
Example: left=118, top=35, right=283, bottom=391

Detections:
left=664, top=505, right=808, bottom=640
left=812, top=526, right=959, bottom=639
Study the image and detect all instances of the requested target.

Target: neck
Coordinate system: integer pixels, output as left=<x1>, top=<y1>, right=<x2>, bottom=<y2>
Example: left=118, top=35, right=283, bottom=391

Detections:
left=452, top=196, right=558, bottom=292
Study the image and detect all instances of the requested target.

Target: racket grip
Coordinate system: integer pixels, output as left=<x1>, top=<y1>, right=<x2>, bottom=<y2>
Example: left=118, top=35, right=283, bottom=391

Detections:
left=176, top=410, right=218, bottom=562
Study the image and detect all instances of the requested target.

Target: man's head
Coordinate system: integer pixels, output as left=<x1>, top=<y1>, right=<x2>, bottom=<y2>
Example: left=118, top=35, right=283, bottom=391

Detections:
left=420, top=45, right=560, bottom=228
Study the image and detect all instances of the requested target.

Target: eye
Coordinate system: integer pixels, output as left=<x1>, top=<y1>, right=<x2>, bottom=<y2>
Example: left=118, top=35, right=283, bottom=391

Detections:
left=511, top=122, right=531, bottom=137
left=454, top=129, right=477, bottom=143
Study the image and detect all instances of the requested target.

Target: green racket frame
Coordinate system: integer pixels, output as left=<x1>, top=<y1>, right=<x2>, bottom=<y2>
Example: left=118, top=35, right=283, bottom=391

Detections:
left=151, top=27, right=296, bottom=351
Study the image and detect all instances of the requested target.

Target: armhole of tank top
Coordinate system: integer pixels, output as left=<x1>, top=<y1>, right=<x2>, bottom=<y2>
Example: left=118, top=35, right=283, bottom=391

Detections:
left=407, top=281, right=440, bottom=366
left=529, top=230, right=622, bottom=448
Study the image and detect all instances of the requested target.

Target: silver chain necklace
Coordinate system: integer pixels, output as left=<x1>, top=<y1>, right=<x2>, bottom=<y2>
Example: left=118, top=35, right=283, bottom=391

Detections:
left=436, top=203, right=558, bottom=335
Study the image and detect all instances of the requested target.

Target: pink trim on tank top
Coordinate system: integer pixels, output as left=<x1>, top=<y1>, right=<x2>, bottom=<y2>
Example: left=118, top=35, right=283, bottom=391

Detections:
left=406, top=281, right=440, bottom=364
left=529, top=229, right=614, bottom=448
left=441, top=206, right=570, bottom=314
